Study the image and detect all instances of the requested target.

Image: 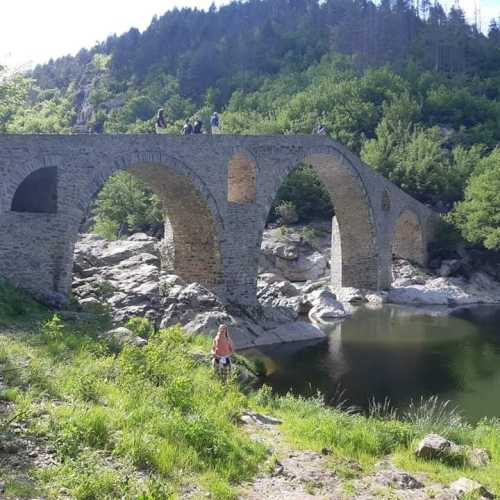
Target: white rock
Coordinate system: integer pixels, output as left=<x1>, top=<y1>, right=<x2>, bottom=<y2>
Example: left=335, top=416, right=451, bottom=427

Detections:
left=449, top=477, right=494, bottom=499
left=258, top=272, right=284, bottom=285
left=264, top=321, right=326, bottom=343
left=79, top=297, right=103, bottom=312
left=307, top=288, right=350, bottom=322
left=184, top=311, right=233, bottom=336
left=104, top=327, right=148, bottom=348
left=177, top=283, right=219, bottom=307
left=335, top=287, right=367, bottom=304
left=275, top=251, right=328, bottom=282
left=415, top=434, right=458, bottom=460
left=100, top=240, right=158, bottom=266
left=127, top=232, right=153, bottom=241
left=240, top=410, right=282, bottom=425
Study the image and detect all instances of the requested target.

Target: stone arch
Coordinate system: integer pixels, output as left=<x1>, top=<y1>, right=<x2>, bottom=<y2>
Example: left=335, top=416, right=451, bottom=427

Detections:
left=392, top=208, right=426, bottom=266
left=260, top=149, right=382, bottom=290
left=11, top=166, right=58, bottom=213
left=76, top=155, right=225, bottom=294
left=227, top=152, right=257, bottom=203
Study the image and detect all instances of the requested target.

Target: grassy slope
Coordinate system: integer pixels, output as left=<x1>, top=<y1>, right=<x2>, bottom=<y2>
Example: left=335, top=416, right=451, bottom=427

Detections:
left=1, top=279, right=499, bottom=498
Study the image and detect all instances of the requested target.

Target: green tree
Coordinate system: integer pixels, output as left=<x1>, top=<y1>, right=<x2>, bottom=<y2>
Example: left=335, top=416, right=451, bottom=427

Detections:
left=6, top=88, right=75, bottom=133
left=0, top=67, right=33, bottom=132
left=92, top=172, right=163, bottom=239
left=449, top=149, right=500, bottom=250
left=272, top=165, right=333, bottom=221
left=362, top=118, right=458, bottom=201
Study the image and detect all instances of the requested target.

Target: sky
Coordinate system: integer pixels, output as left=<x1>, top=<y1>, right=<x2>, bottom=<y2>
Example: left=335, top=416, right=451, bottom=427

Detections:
left=1, top=0, right=499, bottom=68
left=0, top=0, right=227, bottom=68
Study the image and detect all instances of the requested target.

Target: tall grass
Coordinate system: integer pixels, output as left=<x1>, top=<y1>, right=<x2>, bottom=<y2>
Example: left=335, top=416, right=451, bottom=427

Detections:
left=1, top=290, right=500, bottom=497
left=403, top=395, right=470, bottom=441
left=1, top=319, right=266, bottom=498
left=0, top=279, right=46, bottom=325
left=251, top=387, right=500, bottom=493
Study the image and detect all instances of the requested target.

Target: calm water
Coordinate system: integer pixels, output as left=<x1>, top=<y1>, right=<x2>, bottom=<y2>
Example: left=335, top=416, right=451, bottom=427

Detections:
left=244, top=305, right=500, bottom=422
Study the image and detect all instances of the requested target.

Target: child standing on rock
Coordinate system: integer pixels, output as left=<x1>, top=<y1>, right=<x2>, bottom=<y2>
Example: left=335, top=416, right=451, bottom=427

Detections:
left=211, top=324, right=235, bottom=382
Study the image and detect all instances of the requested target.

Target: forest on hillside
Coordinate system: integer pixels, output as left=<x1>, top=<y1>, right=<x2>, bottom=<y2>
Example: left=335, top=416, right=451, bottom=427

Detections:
left=1, top=0, right=500, bottom=250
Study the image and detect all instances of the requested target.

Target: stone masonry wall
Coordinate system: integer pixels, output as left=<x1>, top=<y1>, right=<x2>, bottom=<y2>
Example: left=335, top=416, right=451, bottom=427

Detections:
left=0, top=135, right=439, bottom=305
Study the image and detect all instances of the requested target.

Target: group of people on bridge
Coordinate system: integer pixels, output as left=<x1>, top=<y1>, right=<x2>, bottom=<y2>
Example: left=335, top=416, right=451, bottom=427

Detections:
left=156, top=107, right=328, bottom=137
left=155, top=108, right=220, bottom=135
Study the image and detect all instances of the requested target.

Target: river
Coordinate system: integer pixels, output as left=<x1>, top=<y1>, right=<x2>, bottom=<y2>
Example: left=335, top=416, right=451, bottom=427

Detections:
left=244, top=304, right=500, bottom=422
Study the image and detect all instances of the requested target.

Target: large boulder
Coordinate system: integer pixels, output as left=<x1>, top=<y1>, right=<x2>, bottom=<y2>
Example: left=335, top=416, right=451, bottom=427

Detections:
left=335, top=287, right=367, bottom=304
left=177, top=283, right=219, bottom=308
left=307, top=288, right=351, bottom=323
left=415, top=434, right=459, bottom=460
left=74, top=233, right=159, bottom=270
left=264, top=321, right=325, bottom=343
left=184, top=311, right=234, bottom=336
left=98, top=238, right=158, bottom=266
left=275, top=251, right=328, bottom=282
left=73, top=234, right=163, bottom=323
left=103, top=327, right=148, bottom=348
left=259, top=226, right=330, bottom=283
left=415, top=434, right=491, bottom=469
left=388, top=274, right=500, bottom=306
left=449, top=478, right=494, bottom=499
left=261, top=240, right=299, bottom=261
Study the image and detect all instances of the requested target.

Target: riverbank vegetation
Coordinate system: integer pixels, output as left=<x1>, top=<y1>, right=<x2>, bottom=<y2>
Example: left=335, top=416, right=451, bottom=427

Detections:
left=1, top=280, right=499, bottom=498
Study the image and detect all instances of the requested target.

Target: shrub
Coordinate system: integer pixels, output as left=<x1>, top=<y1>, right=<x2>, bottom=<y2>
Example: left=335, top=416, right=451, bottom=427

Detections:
left=42, top=314, right=66, bottom=342
left=275, top=201, right=299, bottom=225
left=126, top=316, right=154, bottom=339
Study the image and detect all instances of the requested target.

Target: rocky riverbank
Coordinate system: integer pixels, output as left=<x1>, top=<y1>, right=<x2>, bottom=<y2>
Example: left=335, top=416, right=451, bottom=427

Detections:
left=72, top=224, right=500, bottom=348
left=72, top=232, right=327, bottom=349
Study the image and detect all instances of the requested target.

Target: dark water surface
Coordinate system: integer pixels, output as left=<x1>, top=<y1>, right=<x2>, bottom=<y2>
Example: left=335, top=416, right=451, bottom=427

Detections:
left=244, top=305, right=500, bottom=422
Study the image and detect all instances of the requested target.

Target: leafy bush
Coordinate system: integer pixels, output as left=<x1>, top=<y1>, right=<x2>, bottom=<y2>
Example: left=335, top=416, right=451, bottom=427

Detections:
left=275, top=200, right=299, bottom=225
left=92, top=172, right=163, bottom=240
left=125, top=316, right=154, bottom=339
left=42, top=315, right=66, bottom=342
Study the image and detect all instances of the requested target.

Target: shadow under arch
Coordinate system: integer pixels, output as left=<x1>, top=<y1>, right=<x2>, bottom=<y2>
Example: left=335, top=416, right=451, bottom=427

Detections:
left=77, top=156, right=225, bottom=296
left=392, top=208, right=426, bottom=267
left=11, top=166, right=58, bottom=214
left=260, top=150, right=382, bottom=290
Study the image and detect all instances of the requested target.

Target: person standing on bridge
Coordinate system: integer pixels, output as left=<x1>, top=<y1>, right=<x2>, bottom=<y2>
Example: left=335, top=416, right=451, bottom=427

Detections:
left=182, top=119, right=193, bottom=135
left=193, top=118, right=203, bottom=134
left=211, top=324, right=235, bottom=382
left=155, top=108, right=168, bottom=134
left=210, top=112, right=220, bottom=134
left=312, top=120, right=328, bottom=136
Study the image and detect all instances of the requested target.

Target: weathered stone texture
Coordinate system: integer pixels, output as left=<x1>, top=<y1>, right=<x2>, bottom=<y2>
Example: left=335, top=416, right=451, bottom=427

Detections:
left=0, top=134, right=438, bottom=305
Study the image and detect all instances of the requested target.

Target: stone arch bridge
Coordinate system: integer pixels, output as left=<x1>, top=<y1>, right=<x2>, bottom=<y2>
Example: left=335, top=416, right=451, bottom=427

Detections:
left=0, top=135, right=439, bottom=306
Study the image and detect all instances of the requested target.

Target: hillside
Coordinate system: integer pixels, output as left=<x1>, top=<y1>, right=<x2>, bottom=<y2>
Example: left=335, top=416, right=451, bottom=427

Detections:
left=1, top=0, right=500, bottom=249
